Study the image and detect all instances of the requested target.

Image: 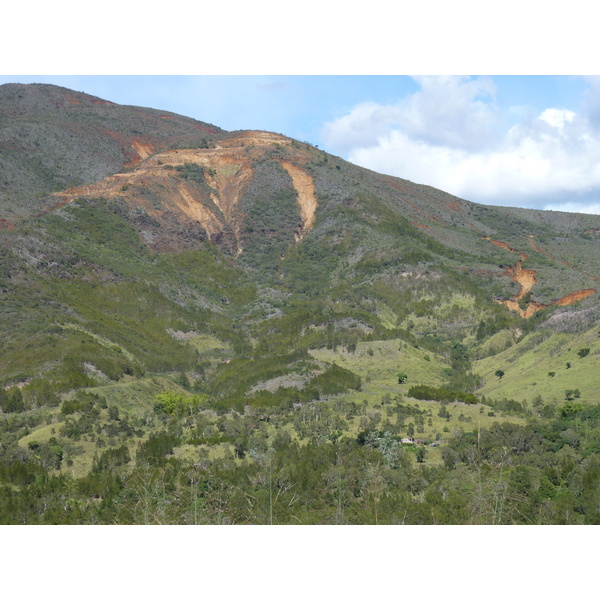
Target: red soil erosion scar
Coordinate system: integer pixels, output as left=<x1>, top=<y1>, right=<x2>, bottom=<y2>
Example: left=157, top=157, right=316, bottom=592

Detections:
left=484, top=237, right=596, bottom=318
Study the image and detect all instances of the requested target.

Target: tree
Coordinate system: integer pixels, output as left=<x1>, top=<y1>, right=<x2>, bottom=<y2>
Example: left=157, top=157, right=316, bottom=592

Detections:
left=2, top=388, right=25, bottom=413
left=397, top=372, right=408, bottom=384
left=177, top=371, right=190, bottom=389
left=437, top=405, right=451, bottom=419
left=578, top=348, right=590, bottom=359
left=495, top=369, right=505, bottom=380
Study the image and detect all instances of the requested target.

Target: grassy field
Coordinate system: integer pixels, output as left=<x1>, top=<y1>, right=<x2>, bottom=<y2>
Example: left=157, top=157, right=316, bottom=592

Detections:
left=18, top=419, right=107, bottom=478
left=310, top=338, right=449, bottom=392
left=76, top=377, right=189, bottom=416
left=475, top=326, right=600, bottom=404
left=311, top=338, right=527, bottom=458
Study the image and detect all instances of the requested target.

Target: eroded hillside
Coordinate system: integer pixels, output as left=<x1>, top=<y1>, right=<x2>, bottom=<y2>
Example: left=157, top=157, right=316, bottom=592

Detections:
left=0, top=83, right=222, bottom=223
left=53, top=131, right=319, bottom=255
left=485, top=238, right=596, bottom=318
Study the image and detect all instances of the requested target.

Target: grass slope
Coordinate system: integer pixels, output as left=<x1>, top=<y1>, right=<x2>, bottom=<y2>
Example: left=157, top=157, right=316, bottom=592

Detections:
left=475, top=326, right=600, bottom=405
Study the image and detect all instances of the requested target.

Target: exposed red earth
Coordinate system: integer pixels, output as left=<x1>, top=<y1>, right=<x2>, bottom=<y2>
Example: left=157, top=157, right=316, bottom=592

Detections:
left=485, top=237, right=596, bottom=318
left=51, top=131, right=319, bottom=255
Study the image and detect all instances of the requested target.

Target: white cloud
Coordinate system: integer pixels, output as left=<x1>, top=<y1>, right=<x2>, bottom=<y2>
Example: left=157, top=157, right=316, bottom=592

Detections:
left=538, top=108, right=575, bottom=129
left=323, top=75, right=498, bottom=154
left=544, top=202, right=600, bottom=215
left=322, top=76, right=600, bottom=212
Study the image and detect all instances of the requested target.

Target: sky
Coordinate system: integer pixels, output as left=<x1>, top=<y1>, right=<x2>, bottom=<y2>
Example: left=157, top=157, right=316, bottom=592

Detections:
left=3, top=74, right=600, bottom=214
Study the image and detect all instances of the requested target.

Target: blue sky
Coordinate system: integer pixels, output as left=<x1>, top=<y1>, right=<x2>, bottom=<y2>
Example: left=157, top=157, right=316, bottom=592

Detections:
left=3, top=75, right=600, bottom=214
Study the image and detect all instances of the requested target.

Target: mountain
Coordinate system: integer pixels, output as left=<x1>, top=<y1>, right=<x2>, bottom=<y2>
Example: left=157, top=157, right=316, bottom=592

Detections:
left=0, top=83, right=222, bottom=224
left=1, top=83, right=600, bottom=525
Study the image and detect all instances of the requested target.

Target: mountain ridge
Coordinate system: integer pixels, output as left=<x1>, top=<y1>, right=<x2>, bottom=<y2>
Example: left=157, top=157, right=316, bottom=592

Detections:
left=0, top=83, right=223, bottom=224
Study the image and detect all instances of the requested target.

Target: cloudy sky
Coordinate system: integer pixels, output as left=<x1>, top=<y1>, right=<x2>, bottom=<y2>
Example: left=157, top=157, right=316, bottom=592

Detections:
left=3, top=74, right=600, bottom=214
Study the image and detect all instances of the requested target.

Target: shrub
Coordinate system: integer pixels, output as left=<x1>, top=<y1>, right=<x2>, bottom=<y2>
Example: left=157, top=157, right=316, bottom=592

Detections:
left=136, top=432, right=179, bottom=466
left=92, top=445, right=131, bottom=472
left=153, top=391, right=207, bottom=416
left=408, top=384, right=477, bottom=404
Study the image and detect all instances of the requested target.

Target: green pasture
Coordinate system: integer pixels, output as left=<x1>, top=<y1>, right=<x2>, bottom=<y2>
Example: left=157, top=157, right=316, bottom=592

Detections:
left=475, top=327, right=600, bottom=404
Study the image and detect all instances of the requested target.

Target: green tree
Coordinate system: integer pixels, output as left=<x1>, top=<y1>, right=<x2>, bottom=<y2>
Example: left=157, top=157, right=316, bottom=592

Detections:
left=177, top=371, right=190, bottom=389
left=437, top=405, right=451, bottom=419
left=397, top=372, right=408, bottom=384
left=495, top=369, right=505, bottom=380
left=2, top=388, right=25, bottom=413
left=565, top=389, right=581, bottom=401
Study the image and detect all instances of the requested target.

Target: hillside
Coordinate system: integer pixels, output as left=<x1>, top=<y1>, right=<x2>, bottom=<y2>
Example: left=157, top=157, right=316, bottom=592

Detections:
left=0, top=83, right=222, bottom=224
left=1, top=83, right=600, bottom=524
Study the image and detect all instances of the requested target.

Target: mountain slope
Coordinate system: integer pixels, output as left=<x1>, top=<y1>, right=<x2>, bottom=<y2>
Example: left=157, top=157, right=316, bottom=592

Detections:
left=2, top=83, right=599, bottom=386
left=2, top=84, right=600, bottom=524
left=0, top=83, right=222, bottom=224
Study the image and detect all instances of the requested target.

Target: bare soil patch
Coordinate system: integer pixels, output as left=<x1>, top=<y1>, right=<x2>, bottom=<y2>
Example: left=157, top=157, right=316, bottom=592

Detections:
left=485, top=237, right=596, bottom=318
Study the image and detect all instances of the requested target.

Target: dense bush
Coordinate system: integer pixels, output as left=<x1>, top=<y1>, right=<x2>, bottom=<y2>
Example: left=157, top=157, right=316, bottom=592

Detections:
left=153, top=391, right=207, bottom=416
left=136, top=432, right=180, bottom=466
left=408, top=384, right=478, bottom=404
left=92, top=445, right=131, bottom=473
